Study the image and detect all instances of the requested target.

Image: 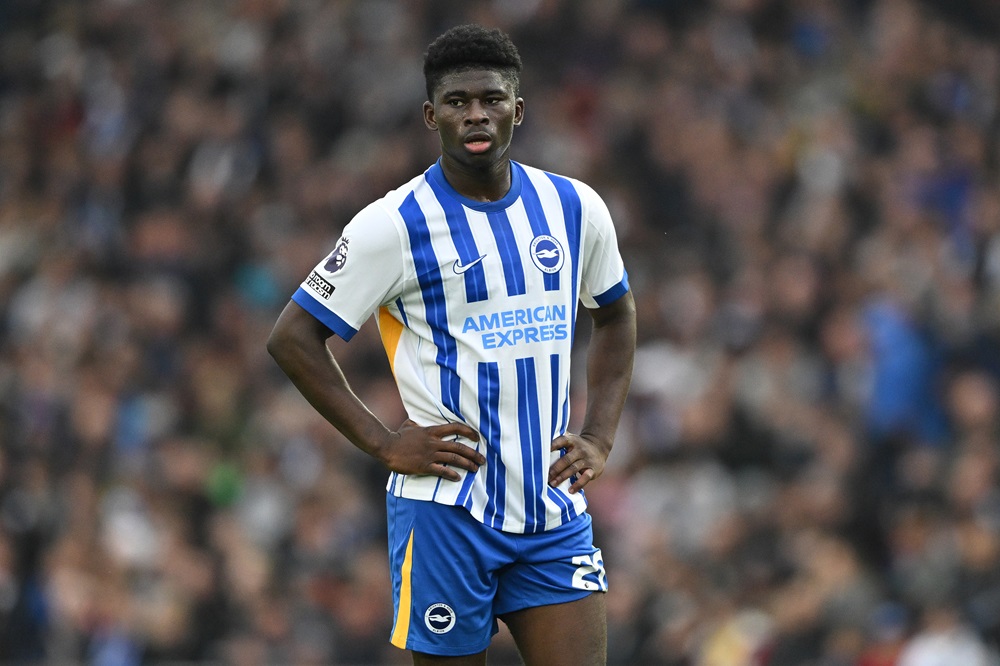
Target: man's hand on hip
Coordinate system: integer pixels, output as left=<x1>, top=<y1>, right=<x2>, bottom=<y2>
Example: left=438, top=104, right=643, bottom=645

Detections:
left=376, top=419, right=484, bottom=481
left=548, top=433, right=611, bottom=494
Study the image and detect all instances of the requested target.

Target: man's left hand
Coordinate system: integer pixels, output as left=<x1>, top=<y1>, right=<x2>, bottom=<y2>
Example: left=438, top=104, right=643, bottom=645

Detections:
left=548, top=433, right=611, bottom=494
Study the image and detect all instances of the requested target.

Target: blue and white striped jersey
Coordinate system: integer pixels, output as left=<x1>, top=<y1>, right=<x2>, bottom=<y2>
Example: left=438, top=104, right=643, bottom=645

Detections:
left=292, top=160, right=629, bottom=534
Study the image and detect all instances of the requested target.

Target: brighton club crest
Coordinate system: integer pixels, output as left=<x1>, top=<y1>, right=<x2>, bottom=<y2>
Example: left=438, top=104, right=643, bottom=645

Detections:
left=424, top=603, right=456, bottom=634
left=529, top=235, right=564, bottom=274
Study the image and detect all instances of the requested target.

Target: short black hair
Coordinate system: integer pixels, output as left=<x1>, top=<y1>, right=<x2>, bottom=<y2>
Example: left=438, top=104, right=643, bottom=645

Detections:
left=423, top=24, right=522, bottom=101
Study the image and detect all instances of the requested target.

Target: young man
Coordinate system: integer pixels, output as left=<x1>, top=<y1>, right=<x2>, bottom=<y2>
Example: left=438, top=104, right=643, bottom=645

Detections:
left=267, top=24, right=635, bottom=666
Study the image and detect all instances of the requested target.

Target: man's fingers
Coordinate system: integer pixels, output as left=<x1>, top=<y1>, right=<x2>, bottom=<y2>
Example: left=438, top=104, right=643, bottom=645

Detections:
left=568, top=468, right=595, bottom=494
left=425, top=448, right=480, bottom=482
left=428, top=462, right=462, bottom=482
left=549, top=455, right=588, bottom=487
left=438, top=438, right=486, bottom=466
left=437, top=449, right=483, bottom=473
left=399, top=419, right=478, bottom=443
left=397, top=420, right=486, bottom=469
left=428, top=421, right=480, bottom=442
left=549, top=455, right=574, bottom=483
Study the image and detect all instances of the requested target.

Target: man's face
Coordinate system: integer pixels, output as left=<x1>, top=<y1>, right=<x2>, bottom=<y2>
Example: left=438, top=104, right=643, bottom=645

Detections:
left=423, top=68, right=524, bottom=171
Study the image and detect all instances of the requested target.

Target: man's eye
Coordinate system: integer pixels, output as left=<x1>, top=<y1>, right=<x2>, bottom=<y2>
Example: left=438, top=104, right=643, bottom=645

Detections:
left=448, top=99, right=464, bottom=106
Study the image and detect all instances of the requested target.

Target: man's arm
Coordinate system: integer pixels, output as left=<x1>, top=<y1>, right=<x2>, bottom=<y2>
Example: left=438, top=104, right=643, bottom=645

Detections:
left=266, top=300, right=484, bottom=480
left=548, top=290, right=636, bottom=493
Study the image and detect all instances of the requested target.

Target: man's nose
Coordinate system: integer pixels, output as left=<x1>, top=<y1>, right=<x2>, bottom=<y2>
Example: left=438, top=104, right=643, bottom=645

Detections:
left=464, top=100, right=489, bottom=124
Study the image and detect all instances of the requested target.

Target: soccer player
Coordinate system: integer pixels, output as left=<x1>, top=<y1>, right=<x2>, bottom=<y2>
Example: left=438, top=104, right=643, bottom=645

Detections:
left=267, top=24, right=635, bottom=666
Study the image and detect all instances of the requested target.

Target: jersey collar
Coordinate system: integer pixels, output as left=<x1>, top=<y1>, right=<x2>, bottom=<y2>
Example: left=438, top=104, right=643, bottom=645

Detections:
left=426, top=159, right=523, bottom=213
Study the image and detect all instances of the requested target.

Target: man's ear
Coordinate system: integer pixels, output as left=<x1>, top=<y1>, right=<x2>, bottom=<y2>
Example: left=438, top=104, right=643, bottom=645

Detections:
left=513, top=97, right=524, bottom=126
left=423, top=101, right=438, bottom=131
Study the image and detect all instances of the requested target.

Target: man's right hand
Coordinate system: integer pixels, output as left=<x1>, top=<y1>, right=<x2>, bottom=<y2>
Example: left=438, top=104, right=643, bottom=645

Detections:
left=375, top=419, right=485, bottom=481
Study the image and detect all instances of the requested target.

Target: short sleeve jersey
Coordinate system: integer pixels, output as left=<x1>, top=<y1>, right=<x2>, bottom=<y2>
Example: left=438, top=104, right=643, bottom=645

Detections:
left=293, top=160, right=629, bottom=534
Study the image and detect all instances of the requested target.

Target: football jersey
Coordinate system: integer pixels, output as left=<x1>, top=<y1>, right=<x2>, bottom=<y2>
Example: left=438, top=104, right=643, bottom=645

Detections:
left=292, top=160, right=629, bottom=534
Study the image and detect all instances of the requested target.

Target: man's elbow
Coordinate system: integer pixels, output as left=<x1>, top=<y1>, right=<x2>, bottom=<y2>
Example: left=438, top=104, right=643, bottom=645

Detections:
left=266, top=325, right=292, bottom=365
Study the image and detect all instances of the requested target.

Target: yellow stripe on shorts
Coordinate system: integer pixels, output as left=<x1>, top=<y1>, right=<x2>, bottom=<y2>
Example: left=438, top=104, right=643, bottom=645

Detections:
left=390, top=529, right=415, bottom=648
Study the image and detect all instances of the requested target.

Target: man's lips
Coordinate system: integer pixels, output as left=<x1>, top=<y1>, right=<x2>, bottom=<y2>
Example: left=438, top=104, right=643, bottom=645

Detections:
left=464, top=133, right=493, bottom=154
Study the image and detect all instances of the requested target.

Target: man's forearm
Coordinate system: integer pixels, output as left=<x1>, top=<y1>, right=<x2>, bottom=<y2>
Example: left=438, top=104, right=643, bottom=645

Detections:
left=580, top=292, right=636, bottom=451
left=275, top=343, right=393, bottom=455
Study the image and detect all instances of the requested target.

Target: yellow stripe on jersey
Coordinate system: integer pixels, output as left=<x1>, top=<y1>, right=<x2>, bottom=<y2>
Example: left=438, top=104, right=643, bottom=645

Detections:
left=378, top=306, right=404, bottom=376
left=390, top=529, right=415, bottom=648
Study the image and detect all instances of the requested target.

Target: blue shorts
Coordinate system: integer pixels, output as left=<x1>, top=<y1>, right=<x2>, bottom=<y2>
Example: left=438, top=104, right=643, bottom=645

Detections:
left=386, top=494, right=607, bottom=656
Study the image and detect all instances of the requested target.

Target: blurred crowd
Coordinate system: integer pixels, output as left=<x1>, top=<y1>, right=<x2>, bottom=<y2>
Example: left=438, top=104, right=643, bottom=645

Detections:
left=3, top=0, right=1000, bottom=664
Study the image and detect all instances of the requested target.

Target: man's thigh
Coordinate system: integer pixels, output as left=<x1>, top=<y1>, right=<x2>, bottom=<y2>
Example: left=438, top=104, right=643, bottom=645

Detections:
left=500, top=592, right=607, bottom=666
left=411, top=649, right=488, bottom=665
left=494, top=511, right=608, bottom=665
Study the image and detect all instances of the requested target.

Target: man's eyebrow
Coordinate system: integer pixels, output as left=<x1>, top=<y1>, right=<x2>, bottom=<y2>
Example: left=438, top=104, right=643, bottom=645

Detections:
left=441, top=87, right=509, bottom=98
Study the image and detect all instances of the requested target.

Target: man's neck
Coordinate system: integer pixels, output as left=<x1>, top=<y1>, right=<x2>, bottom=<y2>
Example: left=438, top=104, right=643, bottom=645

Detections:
left=439, top=157, right=512, bottom=203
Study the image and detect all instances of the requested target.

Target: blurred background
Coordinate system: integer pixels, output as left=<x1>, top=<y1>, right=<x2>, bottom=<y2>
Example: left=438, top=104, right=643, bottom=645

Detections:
left=2, top=0, right=1000, bottom=664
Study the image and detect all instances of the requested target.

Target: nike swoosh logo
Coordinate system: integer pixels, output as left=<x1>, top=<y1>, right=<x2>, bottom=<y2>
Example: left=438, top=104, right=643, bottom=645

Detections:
left=453, top=255, right=486, bottom=274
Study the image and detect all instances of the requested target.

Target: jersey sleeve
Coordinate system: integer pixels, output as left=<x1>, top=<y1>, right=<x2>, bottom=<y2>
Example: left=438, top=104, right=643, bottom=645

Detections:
left=291, top=202, right=405, bottom=341
left=577, top=183, right=629, bottom=309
